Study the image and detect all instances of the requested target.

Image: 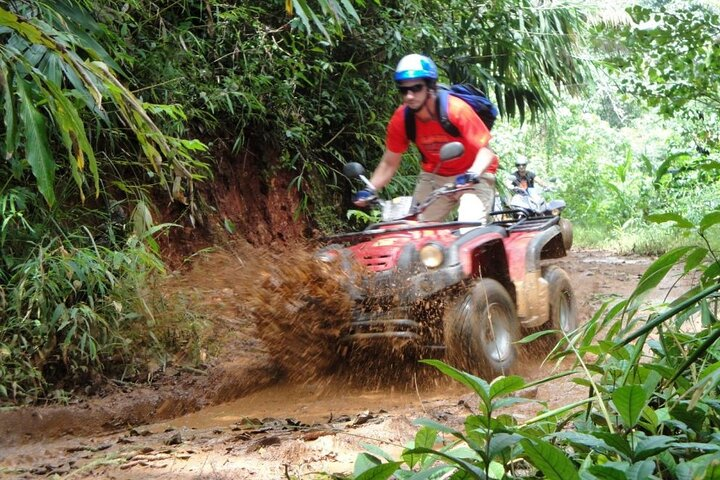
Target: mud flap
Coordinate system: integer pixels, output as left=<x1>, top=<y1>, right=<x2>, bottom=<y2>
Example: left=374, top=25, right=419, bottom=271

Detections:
left=514, top=271, right=550, bottom=328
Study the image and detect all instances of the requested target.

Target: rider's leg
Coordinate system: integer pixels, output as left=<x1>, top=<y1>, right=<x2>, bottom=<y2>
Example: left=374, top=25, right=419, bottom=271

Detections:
left=458, top=173, right=496, bottom=227
left=413, top=172, right=455, bottom=222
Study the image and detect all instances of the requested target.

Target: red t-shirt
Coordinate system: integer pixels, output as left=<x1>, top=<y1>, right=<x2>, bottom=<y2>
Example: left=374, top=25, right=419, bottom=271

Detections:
left=385, top=96, right=497, bottom=176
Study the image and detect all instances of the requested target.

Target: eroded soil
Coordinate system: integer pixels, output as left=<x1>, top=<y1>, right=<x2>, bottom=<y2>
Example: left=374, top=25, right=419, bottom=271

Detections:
left=0, top=246, right=694, bottom=479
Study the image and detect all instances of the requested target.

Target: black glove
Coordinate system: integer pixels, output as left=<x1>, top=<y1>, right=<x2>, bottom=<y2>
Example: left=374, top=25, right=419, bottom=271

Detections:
left=455, top=172, right=480, bottom=187
left=352, top=187, right=377, bottom=207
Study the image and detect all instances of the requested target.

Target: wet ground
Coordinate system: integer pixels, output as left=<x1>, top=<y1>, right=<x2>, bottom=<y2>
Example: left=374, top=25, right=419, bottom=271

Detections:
left=0, top=248, right=695, bottom=479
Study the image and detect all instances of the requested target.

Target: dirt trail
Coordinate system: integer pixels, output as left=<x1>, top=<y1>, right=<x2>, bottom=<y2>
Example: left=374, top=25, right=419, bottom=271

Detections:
left=0, top=248, right=693, bottom=479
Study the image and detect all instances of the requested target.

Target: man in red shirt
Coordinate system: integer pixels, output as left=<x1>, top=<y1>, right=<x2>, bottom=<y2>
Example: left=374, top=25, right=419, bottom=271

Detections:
left=353, top=54, right=498, bottom=223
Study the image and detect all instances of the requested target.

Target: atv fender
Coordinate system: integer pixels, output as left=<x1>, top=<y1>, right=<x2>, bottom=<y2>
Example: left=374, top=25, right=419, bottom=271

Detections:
left=514, top=225, right=565, bottom=328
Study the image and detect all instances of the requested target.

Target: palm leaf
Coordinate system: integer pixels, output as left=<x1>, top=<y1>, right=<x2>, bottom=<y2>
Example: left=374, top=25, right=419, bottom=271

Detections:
left=16, top=76, right=55, bottom=206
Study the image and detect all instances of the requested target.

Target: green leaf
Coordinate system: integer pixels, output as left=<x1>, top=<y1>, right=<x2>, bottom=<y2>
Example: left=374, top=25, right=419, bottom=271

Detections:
left=354, top=460, right=403, bottom=480
left=685, top=247, right=709, bottom=274
left=699, top=210, right=720, bottom=234
left=626, top=459, right=656, bottom=479
left=612, top=385, right=648, bottom=429
left=359, top=443, right=396, bottom=462
left=421, top=360, right=491, bottom=410
left=0, top=61, right=18, bottom=160
left=587, top=463, right=630, bottom=480
left=403, top=427, right=437, bottom=468
left=518, top=329, right=557, bottom=343
left=487, top=433, right=523, bottom=458
left=675, top=452, right=720, bottom=480
left=629, top=247, right=695, bottom=305
left=553, top=431, right=608, bottom=451
left=16, top=76, right=56, bottom=206
left=489, top=375, right=525, bottom=399
left=592, top=431, right=633, bottom=460
left=406, top=465, right=457, bottom=479
left=634, top=435, right=676, bottom=460
left=520, top=438, right=579, bottom=480
left=646, top=212, right=694, bottom=229
left=401, top=447, right=487, bottom=479
left=670, top=402, right=707, bottom=433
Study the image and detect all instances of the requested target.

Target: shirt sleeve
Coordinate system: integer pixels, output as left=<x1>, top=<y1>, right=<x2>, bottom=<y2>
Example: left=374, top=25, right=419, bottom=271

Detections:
left=386, top=105, right=409, bottom=154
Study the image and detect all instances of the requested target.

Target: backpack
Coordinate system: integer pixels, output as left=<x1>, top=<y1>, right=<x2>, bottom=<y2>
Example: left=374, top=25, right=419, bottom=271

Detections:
left=404, top=84, right=498, bottom=142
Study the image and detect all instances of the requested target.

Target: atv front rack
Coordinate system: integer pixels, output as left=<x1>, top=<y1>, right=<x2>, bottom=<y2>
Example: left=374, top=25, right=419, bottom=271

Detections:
left=490, top=212, right=560, bottom=233
left=324, top=213, right=560, bottom=245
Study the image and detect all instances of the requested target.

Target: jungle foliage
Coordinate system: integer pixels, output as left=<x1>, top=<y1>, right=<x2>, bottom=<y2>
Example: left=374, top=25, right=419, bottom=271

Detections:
left=0, top=0, right=592, bottom=401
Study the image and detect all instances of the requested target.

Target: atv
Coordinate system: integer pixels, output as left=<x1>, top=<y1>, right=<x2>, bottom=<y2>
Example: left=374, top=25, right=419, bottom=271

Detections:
left=316, top=142, right=578, bottom=378
left=504, top=185, right=574, bottom=251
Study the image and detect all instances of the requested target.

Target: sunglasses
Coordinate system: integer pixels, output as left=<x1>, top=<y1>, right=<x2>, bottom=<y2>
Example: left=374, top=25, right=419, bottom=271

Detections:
left=397, top=84, right=426, bottom=95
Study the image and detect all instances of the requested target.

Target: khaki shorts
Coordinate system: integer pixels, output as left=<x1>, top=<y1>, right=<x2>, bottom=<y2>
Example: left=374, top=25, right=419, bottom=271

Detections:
left=412, top=171, right=496, bottom=223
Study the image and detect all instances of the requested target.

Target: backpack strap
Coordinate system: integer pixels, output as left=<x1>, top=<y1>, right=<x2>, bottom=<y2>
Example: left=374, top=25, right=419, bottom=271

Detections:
left=436, top=89, right=460, bottom=137
left=403, top=106, right=416, bottom=143
left=403, top=90, right=460, bottom=142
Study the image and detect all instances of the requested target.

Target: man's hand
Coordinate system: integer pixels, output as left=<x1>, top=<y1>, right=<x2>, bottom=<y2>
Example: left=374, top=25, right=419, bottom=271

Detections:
left=455, top=172, right=480, bottom=187
left=352, top=187, right=377, bottom=207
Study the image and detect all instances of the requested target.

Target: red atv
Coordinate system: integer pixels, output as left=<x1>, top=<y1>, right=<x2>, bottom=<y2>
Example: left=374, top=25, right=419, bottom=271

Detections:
left=316, top=143, right=577, bottom=377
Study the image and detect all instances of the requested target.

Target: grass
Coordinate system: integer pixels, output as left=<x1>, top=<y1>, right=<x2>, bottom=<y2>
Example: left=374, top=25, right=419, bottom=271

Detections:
left=572, top=222, right=715, bottom=256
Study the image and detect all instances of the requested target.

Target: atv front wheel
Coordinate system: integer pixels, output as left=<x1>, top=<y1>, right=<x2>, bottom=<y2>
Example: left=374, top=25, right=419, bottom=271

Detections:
left=443, top=279, right=519, bottom=378
left=559, top=218, right=573, bottom=251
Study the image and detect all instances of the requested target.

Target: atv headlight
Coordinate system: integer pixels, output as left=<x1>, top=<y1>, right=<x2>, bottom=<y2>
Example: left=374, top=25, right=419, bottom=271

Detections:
left=316, top=250, right=338, bottom=263
left=551, top=208, right=561, bottom=216
left=419, top=243, right=444, bottom=268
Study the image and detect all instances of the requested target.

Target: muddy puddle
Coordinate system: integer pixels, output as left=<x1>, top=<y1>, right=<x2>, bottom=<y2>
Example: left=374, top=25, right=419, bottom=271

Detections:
left=161, top=377, right=466, bottom=431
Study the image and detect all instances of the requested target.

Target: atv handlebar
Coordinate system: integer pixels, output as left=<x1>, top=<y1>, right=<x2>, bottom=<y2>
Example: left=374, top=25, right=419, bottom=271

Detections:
left=410, top=181, right=477, bottom=217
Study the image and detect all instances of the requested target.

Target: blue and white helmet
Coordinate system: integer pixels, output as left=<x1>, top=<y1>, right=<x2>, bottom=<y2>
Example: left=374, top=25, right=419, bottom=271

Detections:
left=394, top=54, right=438, bottom=82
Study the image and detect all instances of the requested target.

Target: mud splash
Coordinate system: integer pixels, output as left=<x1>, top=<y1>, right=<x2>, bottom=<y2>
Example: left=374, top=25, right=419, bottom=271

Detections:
left=235, top=246, right=355, bottom=382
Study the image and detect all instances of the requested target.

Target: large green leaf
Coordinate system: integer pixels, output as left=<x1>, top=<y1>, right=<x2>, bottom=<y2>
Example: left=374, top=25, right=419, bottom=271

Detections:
left=32, top=68, right=99, bottom=200
left=646, top=212, right=694, bottom=229
left=587, top=463, right=631, bottom=480
left=489, top=375, right=526, bottom=400
left=629, top=246, right=695, bottom=307
left=612, top=384, right=648, bottom=429
left=634, top=435, right=677, bottom=461
left=16, top=75, right=55, bottom=206
left=699, top=210, right=720, bottom=234
left=592, top=431, right=633, bottom=460
left=401, top=447, right=487, bottom=479
left=626, top=459, right=656, bottom=479
left=520, top=438, right=579, bottom=480
left=421, top=360, right=491, bottom=409
left=0, top=60, right=18, bottom=159
left=354, top=459, right=403, bottom=480
left=403, top=427, right=437, bottom=468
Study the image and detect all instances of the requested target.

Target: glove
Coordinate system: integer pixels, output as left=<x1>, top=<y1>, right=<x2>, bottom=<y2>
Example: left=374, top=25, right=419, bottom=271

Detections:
left=455, top=172, right=480, bottom=187
left=352, top=187, right=377, bottom=207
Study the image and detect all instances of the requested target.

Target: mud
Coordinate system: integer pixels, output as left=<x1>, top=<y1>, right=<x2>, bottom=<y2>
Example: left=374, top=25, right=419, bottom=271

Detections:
left=0, top=247, right=695, bottom=479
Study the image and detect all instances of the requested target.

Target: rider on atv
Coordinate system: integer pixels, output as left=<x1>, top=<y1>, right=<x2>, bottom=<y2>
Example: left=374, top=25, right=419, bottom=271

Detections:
left=508, top=156, right=547, bottom=192
left=353, top=54, right=498, bottom=225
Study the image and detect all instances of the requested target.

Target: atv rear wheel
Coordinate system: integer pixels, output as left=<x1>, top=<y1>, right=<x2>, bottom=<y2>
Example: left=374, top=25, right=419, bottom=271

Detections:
left=530, top=266, right=578, bottom=354
left=443, top=279, right=519, bottom=378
